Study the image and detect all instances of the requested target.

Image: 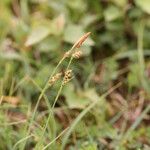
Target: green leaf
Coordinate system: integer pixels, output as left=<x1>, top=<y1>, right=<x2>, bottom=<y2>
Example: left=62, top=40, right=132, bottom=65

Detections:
left=127, top=64, right=140, bottom=87
left=25, top=26, right=51, bottom=46
left=135, top=0, right=150, bottom=14
left=80, top=142, right=97, bottom=150
left=112, top=0, right=127, bottom=7
left=63, top=83, right=91, bottom=109
left=81, top=14, right=98, bottom=27
left=104, top=5, right=122, bottom=22
left=38, top=37, right=61, bottom=52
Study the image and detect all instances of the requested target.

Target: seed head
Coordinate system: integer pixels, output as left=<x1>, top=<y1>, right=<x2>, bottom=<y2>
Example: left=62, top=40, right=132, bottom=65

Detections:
left=63, top=51, right=71, bottom=58
left=63, top=69, right=72, bottom=85
left=49, top=72, right=62, bottom=85
left=72, top=50, right=82, bottom=59
left=74, top=32, right=91, bottom=48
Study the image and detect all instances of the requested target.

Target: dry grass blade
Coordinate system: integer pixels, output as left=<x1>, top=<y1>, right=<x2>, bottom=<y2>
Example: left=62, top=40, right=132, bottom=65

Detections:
left=0, top=96, right=20, bottom=106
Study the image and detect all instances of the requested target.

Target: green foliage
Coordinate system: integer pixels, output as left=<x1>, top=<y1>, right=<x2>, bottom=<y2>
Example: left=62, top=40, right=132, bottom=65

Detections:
left=25, top=26, right=51, bottom=46
left=135, top=0, right=150, bottom=14
left=0, top=0, right=150, bottom=149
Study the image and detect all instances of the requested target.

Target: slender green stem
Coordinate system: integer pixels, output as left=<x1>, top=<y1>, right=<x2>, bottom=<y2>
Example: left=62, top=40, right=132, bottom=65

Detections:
left=137, top=21, right=149, bottom=91
left=52, top=57, right=73, bottom=109
left=52, top=85, right=63, bottom=109
left=66, top=56, right=73, bottom=70
left=38, top=57, right=74, bottom=148
left=13, top=135, right=33, bottom=150
left=42, top=127, right=69, bottom=150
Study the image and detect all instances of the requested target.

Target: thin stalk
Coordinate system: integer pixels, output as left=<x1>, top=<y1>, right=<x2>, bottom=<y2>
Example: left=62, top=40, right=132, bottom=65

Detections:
left=37, top=57, right=74, bottom=148
left=35, top=52, right=75, bottom=148
left=52, top=84, right=63, bottom=109
left=137, top=21, right=148, bottom=91
left=13, top=135, right=33, bottom=150
left=42, top=127, right=69, bottom=150
left=52, top=57, right=73, bottom=109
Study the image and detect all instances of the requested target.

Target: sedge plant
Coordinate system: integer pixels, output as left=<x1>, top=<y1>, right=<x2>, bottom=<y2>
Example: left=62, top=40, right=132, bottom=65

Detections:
left=18, top=32, right=91, bottom=149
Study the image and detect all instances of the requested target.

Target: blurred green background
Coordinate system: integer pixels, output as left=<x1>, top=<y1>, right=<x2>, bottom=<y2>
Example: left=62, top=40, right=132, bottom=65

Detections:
left=0, top=0, right=150, bottom=149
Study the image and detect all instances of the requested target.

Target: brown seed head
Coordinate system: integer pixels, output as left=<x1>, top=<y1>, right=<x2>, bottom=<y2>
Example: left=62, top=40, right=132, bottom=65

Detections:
left=63, top=69, right=72, bottom=85
left=63, top=51, right=71, bottom=58
left=72, top=50, right=82, bottom=59
left=74, top=32, right=91, bottom=48
left=49, top=72, right=62, bottom=85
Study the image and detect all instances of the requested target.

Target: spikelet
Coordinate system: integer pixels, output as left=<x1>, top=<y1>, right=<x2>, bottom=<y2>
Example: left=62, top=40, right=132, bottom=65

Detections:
left=63, top=51, right=71, bottom=58
left=49, top=72, right=62, bottom=85
left=74, top=32, right=91, bottom=48
left=72, top=50, right=82, bottom=59
left=62, top=32, right=91, bottom=59
left=63, top=69, right=72, bottom=85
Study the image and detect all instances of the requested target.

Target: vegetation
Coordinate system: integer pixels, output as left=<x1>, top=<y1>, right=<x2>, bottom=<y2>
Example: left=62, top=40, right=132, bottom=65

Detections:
left=0, top=0, right=150, bottom=149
